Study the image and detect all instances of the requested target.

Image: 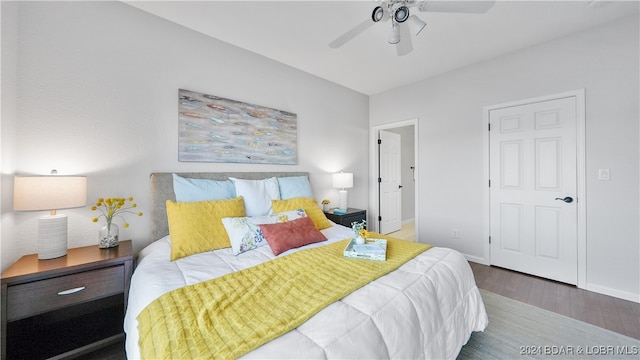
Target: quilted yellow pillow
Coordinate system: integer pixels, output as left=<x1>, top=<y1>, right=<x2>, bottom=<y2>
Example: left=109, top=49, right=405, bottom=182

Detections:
left=271, top=197, right=331, bottom=230
left=166, top=197, right=245, bottom=261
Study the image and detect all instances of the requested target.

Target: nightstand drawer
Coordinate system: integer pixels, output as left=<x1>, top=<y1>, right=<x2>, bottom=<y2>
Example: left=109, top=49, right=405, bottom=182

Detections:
left=340, top=213, right=366, bottom=226
left=6, top=265, right=124, bottom=321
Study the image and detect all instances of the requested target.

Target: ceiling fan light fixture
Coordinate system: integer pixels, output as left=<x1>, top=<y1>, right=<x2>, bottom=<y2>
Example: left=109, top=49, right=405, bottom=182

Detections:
left=393, top=5, right=410, bottom=23
left=388, top=23, right=401, bottom=44
left=372, top=6, right=387, bottom=22
left=407, top=15, right=427, bottom=35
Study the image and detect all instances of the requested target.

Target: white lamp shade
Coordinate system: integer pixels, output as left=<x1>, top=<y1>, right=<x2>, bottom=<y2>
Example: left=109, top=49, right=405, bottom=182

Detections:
left=332, top=172, right=353, bottom=189
left=14, top=176, right=87, bottom=211
left=407, top=15, right=426, bottom=36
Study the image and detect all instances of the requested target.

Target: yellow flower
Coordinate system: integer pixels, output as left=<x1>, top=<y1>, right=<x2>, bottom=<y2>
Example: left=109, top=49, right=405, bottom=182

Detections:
left=91, top=196, right=143, bottom=229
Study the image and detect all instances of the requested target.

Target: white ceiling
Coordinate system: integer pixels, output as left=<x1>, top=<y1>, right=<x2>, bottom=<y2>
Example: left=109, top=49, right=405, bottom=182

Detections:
left=125, top=1, right=639, bottom=95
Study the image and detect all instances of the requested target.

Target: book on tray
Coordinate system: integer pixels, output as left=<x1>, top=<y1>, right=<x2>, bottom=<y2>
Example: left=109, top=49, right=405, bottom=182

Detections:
left=344, top=238, right=387, bottom=261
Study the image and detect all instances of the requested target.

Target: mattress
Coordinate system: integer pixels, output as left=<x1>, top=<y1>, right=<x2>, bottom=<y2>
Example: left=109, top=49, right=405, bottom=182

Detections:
left=124, top=222, right=487, bottom=359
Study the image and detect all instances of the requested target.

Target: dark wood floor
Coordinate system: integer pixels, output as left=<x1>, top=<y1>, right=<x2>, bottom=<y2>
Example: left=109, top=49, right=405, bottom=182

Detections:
left=469, top=261, right=640, bottom=340
left=83, top=262, right=640, bottom=359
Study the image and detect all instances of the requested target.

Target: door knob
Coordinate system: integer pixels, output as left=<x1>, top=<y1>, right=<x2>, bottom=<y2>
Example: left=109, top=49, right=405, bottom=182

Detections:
left=399, top=185, right=403, bottom=189
left=555, top=196, right=573, bottom=203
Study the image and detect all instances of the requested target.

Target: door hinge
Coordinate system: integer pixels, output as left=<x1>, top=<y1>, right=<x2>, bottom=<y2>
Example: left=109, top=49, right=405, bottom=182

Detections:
left=488, top=179, right=491, bottom=187
left=378, top=177, right=382, bottom=183
left=488, top=123, right=491, bottom=131
left=378, top=139, right=382, bottom=144
left=489, top=236, right=492, bottom=244
left=378, top=216, right=382, bottom=221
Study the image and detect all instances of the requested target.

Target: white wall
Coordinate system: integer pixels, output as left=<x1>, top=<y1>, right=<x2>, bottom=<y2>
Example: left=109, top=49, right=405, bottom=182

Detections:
left=1, top=0, right=18, bottom=272
left=1, top=1, right=369, bottom=270
left=370, top=16, right=639, bottom=301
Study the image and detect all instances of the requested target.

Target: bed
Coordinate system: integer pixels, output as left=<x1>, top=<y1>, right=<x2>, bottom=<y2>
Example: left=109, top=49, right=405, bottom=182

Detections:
left=123, top=172, right=487, bottom=359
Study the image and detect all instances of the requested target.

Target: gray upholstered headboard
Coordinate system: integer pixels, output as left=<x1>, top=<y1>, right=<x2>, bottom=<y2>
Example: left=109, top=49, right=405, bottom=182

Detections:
left=150, top=172, right=309, bottom=240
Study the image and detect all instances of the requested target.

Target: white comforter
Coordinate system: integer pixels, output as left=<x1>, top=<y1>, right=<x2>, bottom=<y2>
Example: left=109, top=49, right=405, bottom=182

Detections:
left=124, top=223, right=487, bottom=359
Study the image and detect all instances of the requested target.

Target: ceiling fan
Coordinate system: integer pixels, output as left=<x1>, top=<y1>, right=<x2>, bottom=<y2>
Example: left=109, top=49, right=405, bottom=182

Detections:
left=329, top=1, right=496, bottom=56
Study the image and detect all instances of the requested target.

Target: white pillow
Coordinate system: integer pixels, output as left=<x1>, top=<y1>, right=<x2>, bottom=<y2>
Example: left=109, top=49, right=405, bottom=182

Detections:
left=229, top=177, right=281, bottom=217
left=222, top=209, right=307, bottom=255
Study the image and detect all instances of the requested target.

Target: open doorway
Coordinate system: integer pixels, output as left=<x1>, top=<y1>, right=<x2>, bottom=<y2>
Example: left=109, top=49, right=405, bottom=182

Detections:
left=370, top=119, right=418, bottom=242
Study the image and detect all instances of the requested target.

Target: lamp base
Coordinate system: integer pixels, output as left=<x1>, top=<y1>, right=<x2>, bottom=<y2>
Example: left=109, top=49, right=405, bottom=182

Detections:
left=338, top=190, right=348, bottom=211
left=38, top=215, right=68, bottom=260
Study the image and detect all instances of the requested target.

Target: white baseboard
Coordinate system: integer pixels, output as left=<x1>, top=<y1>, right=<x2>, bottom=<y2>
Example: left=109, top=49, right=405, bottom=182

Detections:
left=464, top=254, right=489, bottom=265
left=401, top=218, right=415, bottom=225
left=586, top=283, right=640, bottom=303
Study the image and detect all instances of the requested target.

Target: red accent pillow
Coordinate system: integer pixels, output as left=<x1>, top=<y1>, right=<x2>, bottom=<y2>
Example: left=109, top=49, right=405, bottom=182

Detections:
left=258, top=216, right=328, bottom=256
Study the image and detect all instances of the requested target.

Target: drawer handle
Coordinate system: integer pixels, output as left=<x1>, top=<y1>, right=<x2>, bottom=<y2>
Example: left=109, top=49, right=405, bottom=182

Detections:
left=57, top=286, right=86, bottom=296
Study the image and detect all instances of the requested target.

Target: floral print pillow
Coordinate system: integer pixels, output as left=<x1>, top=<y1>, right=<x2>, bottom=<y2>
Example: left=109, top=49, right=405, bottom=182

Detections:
left=222, top=209, right=307, bottom=255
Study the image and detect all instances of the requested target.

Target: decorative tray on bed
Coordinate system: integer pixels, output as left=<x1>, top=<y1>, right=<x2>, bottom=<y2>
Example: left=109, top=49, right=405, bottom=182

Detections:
left=344, top=238, right=387, bottom=261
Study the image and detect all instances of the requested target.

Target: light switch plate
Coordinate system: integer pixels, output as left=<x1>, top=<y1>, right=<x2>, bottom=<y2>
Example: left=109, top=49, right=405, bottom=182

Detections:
left=598, top=169, right=610, bottom=181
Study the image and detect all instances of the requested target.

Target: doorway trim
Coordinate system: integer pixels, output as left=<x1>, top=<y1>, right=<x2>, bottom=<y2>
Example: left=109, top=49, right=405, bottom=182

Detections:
left=370, top=118, right=419, bottom=241
left=483, top=89, right=586, bottom=288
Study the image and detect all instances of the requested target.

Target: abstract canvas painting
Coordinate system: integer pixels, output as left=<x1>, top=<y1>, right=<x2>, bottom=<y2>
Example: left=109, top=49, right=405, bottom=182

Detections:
left=178, top=89, right=297, bottom=164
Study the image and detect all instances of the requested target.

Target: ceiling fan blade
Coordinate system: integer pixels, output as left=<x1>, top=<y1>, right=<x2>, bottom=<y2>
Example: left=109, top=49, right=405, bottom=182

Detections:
left=329, top=18, right=375, bottom=48
left=418, top=1, right=495, bottom=14
left=396, top=23, right=413, bottom=56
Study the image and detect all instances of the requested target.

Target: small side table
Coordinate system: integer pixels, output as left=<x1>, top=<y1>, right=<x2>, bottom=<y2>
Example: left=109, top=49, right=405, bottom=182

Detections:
left=324, top=208, right=367, bottom=228
left=1, top=240, right=134, bottom=359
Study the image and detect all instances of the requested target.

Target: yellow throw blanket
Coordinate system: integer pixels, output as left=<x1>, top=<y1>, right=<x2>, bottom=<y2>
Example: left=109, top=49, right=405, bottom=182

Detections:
left=137, top=234, right=432, bottom=359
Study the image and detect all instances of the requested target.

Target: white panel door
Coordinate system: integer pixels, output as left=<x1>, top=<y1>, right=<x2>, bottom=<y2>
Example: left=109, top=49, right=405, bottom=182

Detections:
left=490, top=96, right=578, bottom=284
left=379, top=130, right=402, bottom=234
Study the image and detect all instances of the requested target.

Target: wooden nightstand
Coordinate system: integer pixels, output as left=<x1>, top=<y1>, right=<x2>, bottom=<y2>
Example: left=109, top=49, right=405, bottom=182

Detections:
left=1, top=240, right=133, bottom=359
left=324, top=208, right=367, bottom=228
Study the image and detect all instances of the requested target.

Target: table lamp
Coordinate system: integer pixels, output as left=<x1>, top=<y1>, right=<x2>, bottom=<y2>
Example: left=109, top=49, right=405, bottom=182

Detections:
left=332, top=172, right=353, bottom=211
left=14, top=173, right=87, bottom=259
